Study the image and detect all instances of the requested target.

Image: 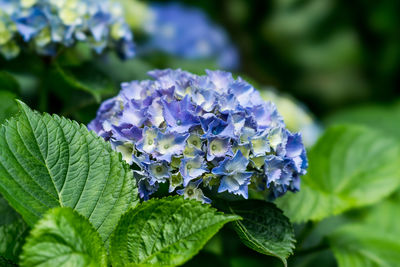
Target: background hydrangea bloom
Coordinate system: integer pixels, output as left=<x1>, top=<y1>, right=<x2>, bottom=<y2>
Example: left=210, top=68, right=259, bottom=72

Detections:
left=260, top=90, right=323, bottom=147
left=0, top=0, right=135, bottom=59
left=142, top=3, right=239, bottom=70
left=89, top=69, right=308, bottom=202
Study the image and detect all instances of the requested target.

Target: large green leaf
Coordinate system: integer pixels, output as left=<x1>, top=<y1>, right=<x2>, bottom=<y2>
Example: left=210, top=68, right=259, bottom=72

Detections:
left=325, top=103, right=400, bottom=139
left=0, top=194, right=29, bottom=263
left=0, top=71, right=20, bottom=94
left=329, top=224, right=400, bottom=267
left=51, top=62, right=115, bottom=103
left=329, top=197, right=400, bottom=267
left=142, top=52, right=219, bottom=76
left=227, top=200, right=295, bottom=266
left=0, top=91, right=19, bottom=124
left=0, top=101, right=138, bottom=242
left=110, top=196, right=240, bottom=267
left=20, top=207, right=108, bottom=267
left=95, top=53, right=152, bottom=83
left=276, top=125, right=400, bottom=222
left=361, top=195, right=400, bottom=233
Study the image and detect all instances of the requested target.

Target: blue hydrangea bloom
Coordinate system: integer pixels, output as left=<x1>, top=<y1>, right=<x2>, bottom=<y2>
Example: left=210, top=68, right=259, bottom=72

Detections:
left=212, top=150, right=253, bottom=198
left=177, top=179, right=211, bottom=204
left=0, top=0, right=135, bottom=59
left=260, top=90, right=322, bottom=147
left=142, top=3, right=239, bottom=70
left=89, top=69, right=308, bottom=202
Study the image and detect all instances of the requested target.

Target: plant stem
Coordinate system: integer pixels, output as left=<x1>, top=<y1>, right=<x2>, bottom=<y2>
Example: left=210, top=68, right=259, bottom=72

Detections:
left=38, top=56, right=53, bottom=111
left=38, top=48, right=66, bottom=112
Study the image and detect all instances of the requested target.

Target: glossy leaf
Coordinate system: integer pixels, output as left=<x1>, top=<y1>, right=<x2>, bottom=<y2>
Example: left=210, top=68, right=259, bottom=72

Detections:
left=20, top=207, right=108, bottom=267
left=329, top=224, right=400, bottom=267
left=228, top=200, right=295, bottom=266
left=276, top=125, right=400, bottom=222
left=110, top=196, right=240, bottom=267
left=0, top=91, right=19, bottom=124
left=0, top=101, right=138, bottom=242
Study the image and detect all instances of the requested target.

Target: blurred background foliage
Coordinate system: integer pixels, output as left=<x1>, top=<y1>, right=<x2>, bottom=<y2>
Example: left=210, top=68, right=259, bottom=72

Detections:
left=2, top=0, right=399, bottom=123
left=198, top=0, right=399, bottom=116
left=1, top=0, right=400, bottom=266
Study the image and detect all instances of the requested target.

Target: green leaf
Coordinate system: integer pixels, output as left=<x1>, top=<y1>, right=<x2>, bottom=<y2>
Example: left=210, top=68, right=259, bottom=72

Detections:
left=0, top=194, right=29, bottom=263
left=143, top=52, right=219, bottom=76
left=361, top=197, right=400, bottom=234
left=20, top=207, right=108, bottom=267
left=167, top=57, right=219, bottom=75
left=52, top=62, right=115, bottom=103
left=0, top=101, right=138, bottom=242
left=0, top=218, right=27, bottom=264
left=0, top=91, right=19, bottom=124
left=94, top=53, right=152, bottom=83
left=0, top=71, right=20, bottom=94
left=110, top=196, right=240, bottom=267
left=0, top=194, right=19, bottom=225
left=328, top=196, right=400, bottom=267
left=276, top=125, right=400, bottom=222
left=325, top=103, right=400, bottom=139
left=227, top=200, right=295, bottom=266
left=329, top=224, right=400, bottom=267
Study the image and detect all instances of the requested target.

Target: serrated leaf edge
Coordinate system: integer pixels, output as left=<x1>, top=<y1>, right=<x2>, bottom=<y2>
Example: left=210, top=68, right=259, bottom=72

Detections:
left=110, top=196, right=240, bottom=266
left=20, top=206, right=108, bottom=267
left=228, top=202, right=295, bottom=267
left=0, top=101, right=137, bottom=241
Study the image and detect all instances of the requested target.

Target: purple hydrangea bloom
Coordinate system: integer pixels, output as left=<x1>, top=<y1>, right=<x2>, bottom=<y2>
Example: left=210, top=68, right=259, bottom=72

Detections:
left=177, top=179, right=211, bottom=204
left=142, top=3, right=239, bottom=70
left=89, top=69, right=308, bottom=202
left=0, top=0, right=135, bottom=59
left=212, top=150, right=253, bottom=198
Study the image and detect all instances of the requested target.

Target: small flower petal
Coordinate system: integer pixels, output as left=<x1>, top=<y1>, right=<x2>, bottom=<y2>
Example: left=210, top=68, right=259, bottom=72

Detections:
left=180, top=155, right=208, bottom=186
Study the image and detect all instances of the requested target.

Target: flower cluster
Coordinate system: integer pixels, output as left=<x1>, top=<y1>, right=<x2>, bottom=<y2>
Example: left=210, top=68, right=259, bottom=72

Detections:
left=260, top=90, right=322, bottom=147
left=0, top=0, right=135, bottom=60
left=142, top=3, right=239, bottom=70
left=89, top=69, right=307, bottom=203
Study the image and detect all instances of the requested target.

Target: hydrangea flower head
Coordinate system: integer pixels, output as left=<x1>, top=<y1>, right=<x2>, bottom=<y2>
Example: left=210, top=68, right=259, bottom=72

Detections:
left=0, top=0, right=135, bottom=59
left=89, top=69, right=308, bottom=202
left=142, top=3, right=239, bottom=70
left=260, top=90, right=322, bottom=147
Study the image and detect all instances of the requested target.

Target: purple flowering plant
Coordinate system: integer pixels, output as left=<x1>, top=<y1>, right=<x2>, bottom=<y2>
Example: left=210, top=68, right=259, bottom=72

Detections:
left=141, top=2, right=239, bottom=70
left=0, top=0, right=135, bottom=59
left=3, top=1, right=397, bottom=266
left=89, top=69, right=308, bottom=203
